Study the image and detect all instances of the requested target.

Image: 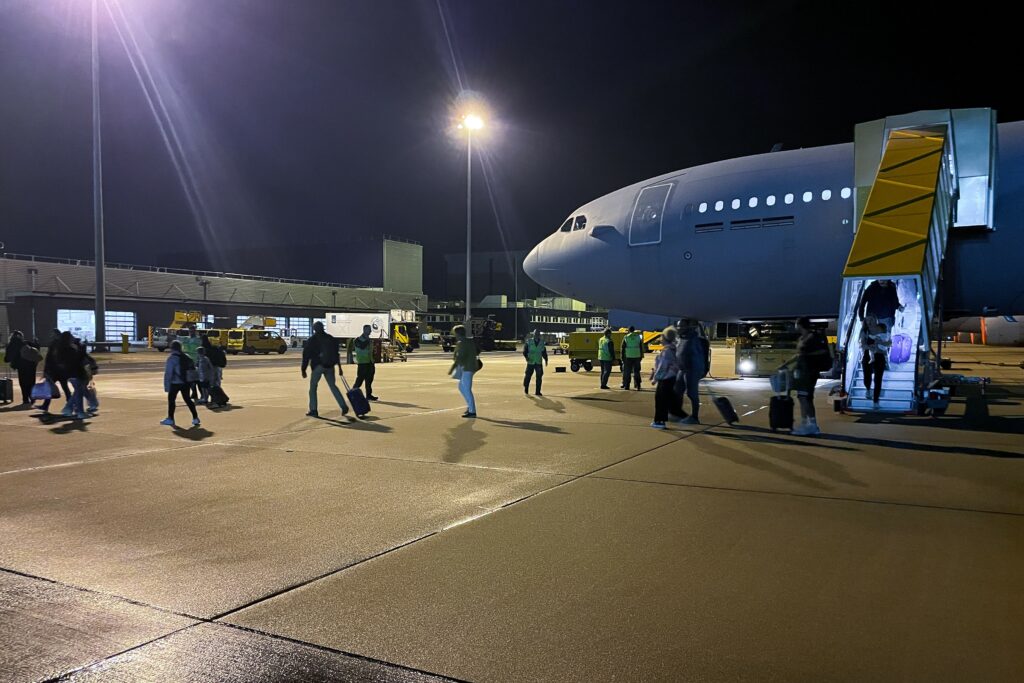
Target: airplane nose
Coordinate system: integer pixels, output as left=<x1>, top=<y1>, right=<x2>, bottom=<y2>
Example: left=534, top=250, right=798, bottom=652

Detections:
left=523, top=244, right=541, bottom=281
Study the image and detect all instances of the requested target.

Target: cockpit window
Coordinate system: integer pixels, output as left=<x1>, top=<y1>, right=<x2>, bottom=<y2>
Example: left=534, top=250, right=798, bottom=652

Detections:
left=559, top=218, right=573, bottom=233
left=629, top=182, right=673, bottom=246
left=573, top=215, right=587, bottom=231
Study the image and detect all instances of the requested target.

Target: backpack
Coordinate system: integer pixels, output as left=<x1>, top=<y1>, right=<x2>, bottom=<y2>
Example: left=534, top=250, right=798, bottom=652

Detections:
left=20, top=345, right=42, bottom=364
left=318, top=335, right=339, bottom=367
left=808, top=333, right=833, bottom=373
left=178, top=351, right=195, bottom=375
left=209, top=346, right=227, bottom=368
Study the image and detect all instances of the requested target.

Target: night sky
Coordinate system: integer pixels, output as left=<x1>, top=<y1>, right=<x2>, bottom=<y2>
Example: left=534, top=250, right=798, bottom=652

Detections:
left=0, top=0, right=1017, bottom=294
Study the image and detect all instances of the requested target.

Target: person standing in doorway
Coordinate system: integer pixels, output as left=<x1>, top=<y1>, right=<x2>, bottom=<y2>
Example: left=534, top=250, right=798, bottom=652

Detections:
left=352, top=324, right=379, bottom=401
left=301, top=321, right=349, bottom=418
left=162, top=340, right=200, bottom=427
left=522, top=329, right=548, bottom=396
left=598, top=327, right=615, bottom=390
left=620, top=326, right=644, bottom=390
left=858, top=279, right=904, bottom=334
left=449, top=324, right=479, bottom=418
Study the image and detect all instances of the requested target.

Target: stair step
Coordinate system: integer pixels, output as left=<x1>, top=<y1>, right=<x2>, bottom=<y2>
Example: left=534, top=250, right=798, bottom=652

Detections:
left=848, top=388, right=914, bottom=401
left=851, top=369, right=915, bottom=381
left=850, top=379, right=916, bottom=391
left=848, top=397, right=914, bottom=412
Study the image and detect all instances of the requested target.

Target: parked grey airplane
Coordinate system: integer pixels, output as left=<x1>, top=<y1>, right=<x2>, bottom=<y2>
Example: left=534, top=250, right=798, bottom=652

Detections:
left=524, top=121, right=1024, bottom=322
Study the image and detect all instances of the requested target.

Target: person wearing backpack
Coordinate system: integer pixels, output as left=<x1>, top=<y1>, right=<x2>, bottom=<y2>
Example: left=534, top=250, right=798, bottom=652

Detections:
left=301, top=321, right=349, bottom=418
left=162, top=340, right=200, bottom=427
left=783, top=317, right=831, bottom=436
left=675, top=324, right=708, bottom=425
left=5, top=330, right=40, bottom=405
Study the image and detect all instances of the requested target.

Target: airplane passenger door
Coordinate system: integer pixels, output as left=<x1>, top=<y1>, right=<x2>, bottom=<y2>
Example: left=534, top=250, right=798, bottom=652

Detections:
left=629, top=183, right=673, bottom=246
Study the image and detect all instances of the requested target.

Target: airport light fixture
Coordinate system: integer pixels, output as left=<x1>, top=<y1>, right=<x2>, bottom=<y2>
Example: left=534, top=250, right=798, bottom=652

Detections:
left=91, top=0, right=107, bottom=344
left=456, top=110, right=486, bottom=325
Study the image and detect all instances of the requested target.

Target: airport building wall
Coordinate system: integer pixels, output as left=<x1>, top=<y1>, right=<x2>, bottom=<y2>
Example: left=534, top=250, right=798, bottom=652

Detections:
left=0, top=254, right=427, bottom=343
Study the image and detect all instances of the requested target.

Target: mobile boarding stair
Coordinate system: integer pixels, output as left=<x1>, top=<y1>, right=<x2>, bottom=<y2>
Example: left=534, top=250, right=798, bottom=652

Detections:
left=836, top=109, right=997, bottom=414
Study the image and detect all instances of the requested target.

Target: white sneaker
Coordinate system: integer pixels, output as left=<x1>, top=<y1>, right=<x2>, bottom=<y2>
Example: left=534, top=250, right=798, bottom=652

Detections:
left=650, top=421, right=666, bottom=429
left=791, top=420, right=812, bottom=436
left=160, top=418, right=175, bottom=426
left=192, top=418, right=201, bottom=427
left=805, top=419, right=821, bottom=435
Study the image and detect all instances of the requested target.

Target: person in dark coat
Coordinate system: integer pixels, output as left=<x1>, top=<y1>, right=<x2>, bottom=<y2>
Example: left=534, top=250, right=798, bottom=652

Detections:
left=301, top=321, right=349, bottom=418
left=40, top=329, right=72, bottom=414
left=5, top=330, right=39, bottom=404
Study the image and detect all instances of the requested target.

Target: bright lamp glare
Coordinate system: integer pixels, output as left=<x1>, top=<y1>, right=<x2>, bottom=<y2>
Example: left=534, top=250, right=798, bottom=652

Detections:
left=463, top=114, right=484, bottom=130
left=739, top=360, right=755, bottom=374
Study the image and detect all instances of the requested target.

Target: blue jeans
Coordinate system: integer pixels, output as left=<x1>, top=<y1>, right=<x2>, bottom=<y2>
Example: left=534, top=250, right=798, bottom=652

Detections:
left=309, top=365, right=348, bottom=414
left=68, top=378, right=84, bottom=415
left=458, top=370, right=476, bottom=413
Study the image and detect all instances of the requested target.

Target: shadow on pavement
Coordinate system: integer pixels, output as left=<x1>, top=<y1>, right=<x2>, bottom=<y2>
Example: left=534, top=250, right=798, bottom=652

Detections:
left=528, top=395, right=566, bottom=413
left=443, top=420, right=486, bottom=463
left=171, top=426, right=215, bottom=441
left=819, top=431, right=1024, bottom=459
left=856, top=413, right=1024, bottom=437
left=374, top=401, right=425, bottom=409
left=712, top=425, right=858, bottom=452
left=49, top=420, right=89, bottom=434
left=0, top=403, right=33, bottom=412
left=206, top=404, right=245, bottom=412
left=480, top=417, right=567, bottom=434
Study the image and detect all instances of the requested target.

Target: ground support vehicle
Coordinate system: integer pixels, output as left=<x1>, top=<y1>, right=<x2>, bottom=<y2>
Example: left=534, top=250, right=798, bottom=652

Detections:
left=566, top=330, right=628, bottom=372
left=227, top=329, right=288, bottom=355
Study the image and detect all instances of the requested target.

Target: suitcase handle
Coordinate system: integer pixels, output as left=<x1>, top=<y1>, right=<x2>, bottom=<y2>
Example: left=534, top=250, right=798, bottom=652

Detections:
left=338, top=370, right=351, bottom=392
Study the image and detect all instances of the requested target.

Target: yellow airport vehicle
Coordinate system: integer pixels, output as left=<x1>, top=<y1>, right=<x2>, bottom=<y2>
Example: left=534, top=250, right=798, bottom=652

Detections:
left=226, top=328, right=288, bottom=355
left=566, top=330, right=628, bottom=372
left=202, top=329, right=229, bottom=348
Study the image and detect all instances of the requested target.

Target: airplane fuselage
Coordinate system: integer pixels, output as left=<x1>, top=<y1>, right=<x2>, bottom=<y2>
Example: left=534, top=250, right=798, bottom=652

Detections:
left=524, top=121, right=1024, bottom=321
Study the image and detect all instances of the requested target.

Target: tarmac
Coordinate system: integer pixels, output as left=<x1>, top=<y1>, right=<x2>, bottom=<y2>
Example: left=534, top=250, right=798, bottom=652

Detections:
left=1, top=343, right=1022, bottom=682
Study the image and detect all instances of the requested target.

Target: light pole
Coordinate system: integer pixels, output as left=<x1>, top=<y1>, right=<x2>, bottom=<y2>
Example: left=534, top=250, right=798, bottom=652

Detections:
left=92, top=0, right=107, bottom=345
left=459, top=113, right=484, bottom=327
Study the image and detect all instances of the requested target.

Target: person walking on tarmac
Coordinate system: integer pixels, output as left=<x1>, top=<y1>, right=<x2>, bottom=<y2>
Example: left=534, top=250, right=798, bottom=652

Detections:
left=352, top=324, right=379, bottom=401
left=620, top=326, right=644, bottom=390
left=675, top=324, right=709, bottom=424
left=302, top=321, right=349, bottom=418
left=598, top=327, right=615, bottom=389
left=782, top=317, right=831, bottom=436
left=523, top=329, right=548, bottom=396
left=449, top=324, right=479, bottom=418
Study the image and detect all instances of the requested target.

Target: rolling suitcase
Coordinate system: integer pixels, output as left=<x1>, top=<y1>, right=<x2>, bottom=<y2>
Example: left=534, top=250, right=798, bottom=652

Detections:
left=769, top=395, right=794, bottom=431
left=0, top=374, right=12, bottom=403
left=340, top=372, right=370, bottom=417
left=208, top=385, right=230, bottom=407
left=889, top=333, right=912, bottom=364
left=706, top=385, right=738, bottom=424
left=712, top=395, right=739, bottom=424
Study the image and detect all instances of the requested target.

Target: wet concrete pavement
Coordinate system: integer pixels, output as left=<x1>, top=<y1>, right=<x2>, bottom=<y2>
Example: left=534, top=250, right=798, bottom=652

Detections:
left=1, top=344, right=1022, bottom=681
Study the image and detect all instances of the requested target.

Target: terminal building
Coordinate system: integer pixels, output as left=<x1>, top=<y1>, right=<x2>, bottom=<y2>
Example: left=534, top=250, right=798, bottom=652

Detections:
left=0, top=243, right=426, bottom=343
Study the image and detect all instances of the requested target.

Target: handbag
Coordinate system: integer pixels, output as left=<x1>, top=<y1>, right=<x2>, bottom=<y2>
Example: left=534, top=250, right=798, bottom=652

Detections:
left=451, top=366, right=464, bottom=380
left=31, top=380, right=60, bottom=401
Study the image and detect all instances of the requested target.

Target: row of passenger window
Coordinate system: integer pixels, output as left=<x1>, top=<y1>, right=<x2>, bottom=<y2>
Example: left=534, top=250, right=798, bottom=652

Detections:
left=697, top=187, right=852, bottom=214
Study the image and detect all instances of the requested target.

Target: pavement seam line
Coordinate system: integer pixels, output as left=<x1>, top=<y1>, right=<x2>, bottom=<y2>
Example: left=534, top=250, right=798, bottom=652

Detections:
left=0, top=566, right=203, bottom=621
left=43, top=623, right=199, bottom=683
left=218, top=622, right=469, bottom=682
left=588, top=474, right=1024, bottom=518
left=210, top=423, right=713, bottom=620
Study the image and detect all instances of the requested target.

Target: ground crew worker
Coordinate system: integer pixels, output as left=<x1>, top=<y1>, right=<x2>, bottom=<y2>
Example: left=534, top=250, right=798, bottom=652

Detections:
left=620, top=326, right=644, bottom=390
left=352, top=324, right=379, bottom=401
left=523, top=329, right=548, bottom=396
left=598, top=327, right=615, bottom=389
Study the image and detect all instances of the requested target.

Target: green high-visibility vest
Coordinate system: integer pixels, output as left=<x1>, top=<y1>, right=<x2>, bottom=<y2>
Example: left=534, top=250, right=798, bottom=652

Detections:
left=354, top=337, right=373, bottom=364
left=598, top=336, right=614, bottom=361
left=623, top=332, right=643, bottom=358
left=526, top=339, right=545, bottom=364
